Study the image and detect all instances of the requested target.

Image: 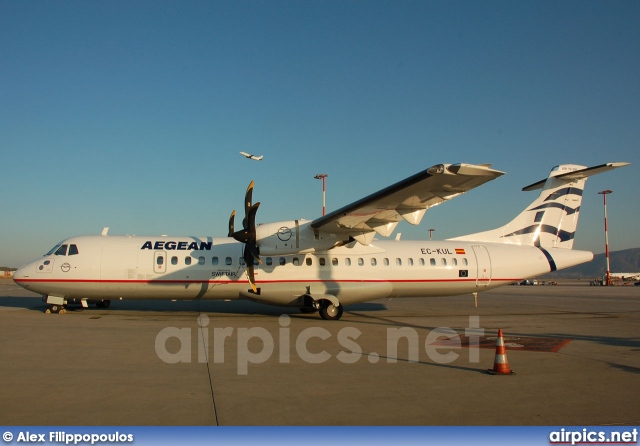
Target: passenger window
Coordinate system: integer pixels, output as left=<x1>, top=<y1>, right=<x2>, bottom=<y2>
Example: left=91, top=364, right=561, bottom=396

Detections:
left=198, top=257, right=205, bottom=265
left=383, top=258, right=389, bottom=266
left=212, top=257, right=219, bottom=265
left=54, top=245, right=68, bottom=256
left=408, top=258, right=414, bottom=266
left=371, top=258, right=377, bottom=266
left=319, top=258, right=326, bottom=266
left=225, top=257, right=232, bottom=266
left=345, top=258, right=351, bottom=266
left=157, top=256, right=164, bottom=265
left=279, top=257, right=286, bottom=266
left=306, top=258, right=312, bottom=266
left=396, top=258, right=402, bottom=266
left=266, top=257, right=273, bottom=266
left=293, top=257, right=300, bottom=266
left=358, top=258, right=364, bottom=266
left=452, top=258, right=458, bottom=266
left=332, top=258, right=338, bottom=266
left=430, top=258, right=436, bottom=266
left=185, top=257, right=192, bottom=265
left=419, top=258, right=425, bottom=266
left=441, top=258, right=447, bottom=266
left=171, top=256, right=178, bottom=265
left=68, top=244, right=79, bottom=255
left=462, top=258, right=468, bottom=266
left=239, top=257, right=245, bottom=266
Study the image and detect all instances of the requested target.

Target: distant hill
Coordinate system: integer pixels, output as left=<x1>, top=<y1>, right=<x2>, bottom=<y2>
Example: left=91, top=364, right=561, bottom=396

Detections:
left=543, top=247, right=640, bottom=279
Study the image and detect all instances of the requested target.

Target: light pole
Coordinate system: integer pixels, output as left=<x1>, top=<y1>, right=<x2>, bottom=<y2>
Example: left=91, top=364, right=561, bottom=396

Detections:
left=598, top=190, right=613, bottom=286
left=314, top=174, right=328, bottom=216
left=429, top=228, right=435, bottom=240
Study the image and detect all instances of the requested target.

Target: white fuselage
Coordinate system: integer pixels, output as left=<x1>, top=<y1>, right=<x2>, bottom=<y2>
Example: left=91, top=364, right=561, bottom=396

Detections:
left=13, top=235, right=592, bottom=307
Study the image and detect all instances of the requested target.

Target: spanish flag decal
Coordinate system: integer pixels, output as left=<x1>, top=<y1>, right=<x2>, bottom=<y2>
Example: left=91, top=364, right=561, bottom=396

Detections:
left=455, top=248, right=465, bottom=255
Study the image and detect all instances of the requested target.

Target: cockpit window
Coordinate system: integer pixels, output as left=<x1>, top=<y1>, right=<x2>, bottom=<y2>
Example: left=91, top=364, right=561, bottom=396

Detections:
left=54, top=245, right=68, bottom=256
left=68, top=244, right=79, bottom=255
left=45, top=244, right=62, bottom=256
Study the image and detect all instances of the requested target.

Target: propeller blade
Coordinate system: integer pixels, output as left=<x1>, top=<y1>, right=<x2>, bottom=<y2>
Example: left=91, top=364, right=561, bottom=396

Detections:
left=243, top=181, right=254, bottom=228
left=245, top=263, right=257, bottom=293
left=232, top=228, right=251, bottom=244
left=246, top=202, right=260, bottom=233
left=228, top=210, right=236, bottom=237
left=230, top=180, right=261, bottom=292
left=243, top=244, right=258, bottom=292
left=248, top=242, right=262, bottom=265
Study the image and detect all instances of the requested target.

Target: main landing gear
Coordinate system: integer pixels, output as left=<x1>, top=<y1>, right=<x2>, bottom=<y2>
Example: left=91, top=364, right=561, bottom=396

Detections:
left=299, top=295, right=344, bottom=320
left=299, top=295, right=345, bottom=320
left=44, top=297, right=112, bottom=313
left=319, top=301, right=344, bottom=320
left=47, top=304, right=66, bottom=314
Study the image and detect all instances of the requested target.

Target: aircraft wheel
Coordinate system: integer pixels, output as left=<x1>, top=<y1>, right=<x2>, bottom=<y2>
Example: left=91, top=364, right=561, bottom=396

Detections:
left=299, top=307, right=318, bottom=314
left=319, top=302, right=343, bottom=320
left=96, top=300, right=111, bottom=309
left=49, top=304, right=61, bottom=314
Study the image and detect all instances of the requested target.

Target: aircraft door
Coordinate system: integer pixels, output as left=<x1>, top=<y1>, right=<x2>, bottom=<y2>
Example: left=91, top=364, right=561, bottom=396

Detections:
left=471, top=245, right=492, bottom=287
left=154, top=251, right=166, bottom=274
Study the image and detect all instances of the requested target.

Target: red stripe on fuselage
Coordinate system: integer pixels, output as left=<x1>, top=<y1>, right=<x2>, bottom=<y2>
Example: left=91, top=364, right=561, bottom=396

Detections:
left=13, top=278, right=518, bottom=285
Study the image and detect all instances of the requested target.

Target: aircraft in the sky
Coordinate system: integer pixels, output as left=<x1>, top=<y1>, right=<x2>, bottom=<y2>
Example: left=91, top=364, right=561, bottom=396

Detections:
left=13, top=161, right=629, bottom=319
left=239, top=151, right=264, bottom=161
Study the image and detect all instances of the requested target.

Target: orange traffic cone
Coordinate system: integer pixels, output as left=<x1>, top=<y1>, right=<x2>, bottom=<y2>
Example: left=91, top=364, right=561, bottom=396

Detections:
left=487, top=329, right=516, bottom=375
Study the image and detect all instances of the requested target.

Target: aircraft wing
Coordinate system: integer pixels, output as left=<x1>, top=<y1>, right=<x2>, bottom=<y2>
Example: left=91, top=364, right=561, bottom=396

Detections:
left=309, top=163, right=505, bottom=245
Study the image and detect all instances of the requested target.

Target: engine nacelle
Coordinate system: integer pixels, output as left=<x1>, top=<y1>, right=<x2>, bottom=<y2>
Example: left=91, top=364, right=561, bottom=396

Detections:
left=256, top=220, right=344, bottom=255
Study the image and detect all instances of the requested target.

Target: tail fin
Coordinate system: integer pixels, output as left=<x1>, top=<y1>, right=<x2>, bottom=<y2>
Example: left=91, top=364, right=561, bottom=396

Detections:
left=450, top=162, right=629, bottom=249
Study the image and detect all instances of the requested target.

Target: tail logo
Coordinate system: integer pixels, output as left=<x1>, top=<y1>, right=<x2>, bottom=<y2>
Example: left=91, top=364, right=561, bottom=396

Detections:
left=544, top=187, right=583, bottom=202
left=529, top=202, right=580, bottom=215
left=502, top=225, right=575, bottom=242
left=501, top=185, right=584, bottom=243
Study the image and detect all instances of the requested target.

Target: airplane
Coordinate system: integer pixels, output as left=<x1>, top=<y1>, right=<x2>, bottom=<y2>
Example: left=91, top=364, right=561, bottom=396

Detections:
left=13, top=161, right=629, bottom=319
left=610, top=273, right=640, bottom=281
left=239, top=151, right=264, bottom=161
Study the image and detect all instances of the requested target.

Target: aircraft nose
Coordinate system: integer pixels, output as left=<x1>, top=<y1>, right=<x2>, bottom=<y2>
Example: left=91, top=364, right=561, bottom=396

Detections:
left=12, top=265, right=29, bottom=286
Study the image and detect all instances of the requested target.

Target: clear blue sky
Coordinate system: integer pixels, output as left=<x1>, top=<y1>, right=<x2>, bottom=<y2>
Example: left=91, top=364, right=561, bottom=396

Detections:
left=1, top=1, right=638, bottom=267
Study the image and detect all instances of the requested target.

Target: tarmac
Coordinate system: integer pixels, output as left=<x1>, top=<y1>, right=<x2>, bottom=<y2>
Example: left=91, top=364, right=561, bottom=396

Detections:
left=1, top=279, right=638, bottom=426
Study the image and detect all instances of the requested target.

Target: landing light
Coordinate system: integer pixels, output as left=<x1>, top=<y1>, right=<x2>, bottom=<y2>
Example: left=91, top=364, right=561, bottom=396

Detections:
left=427, top=164, right=445, bottom=175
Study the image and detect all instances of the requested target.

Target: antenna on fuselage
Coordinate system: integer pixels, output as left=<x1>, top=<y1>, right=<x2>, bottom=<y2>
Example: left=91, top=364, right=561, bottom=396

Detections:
left=101, top=227, right=109, bottom=236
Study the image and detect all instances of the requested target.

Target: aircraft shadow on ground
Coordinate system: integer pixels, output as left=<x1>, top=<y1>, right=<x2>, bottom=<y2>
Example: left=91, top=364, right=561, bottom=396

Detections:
left=507, top=328, right=640, bottom=350
left=0, top=296, right=387, bottom=317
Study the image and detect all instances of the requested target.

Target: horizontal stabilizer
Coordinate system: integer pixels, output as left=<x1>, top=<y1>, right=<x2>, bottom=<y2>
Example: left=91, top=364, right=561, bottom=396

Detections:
left=522, top=162, right=630, bottom=191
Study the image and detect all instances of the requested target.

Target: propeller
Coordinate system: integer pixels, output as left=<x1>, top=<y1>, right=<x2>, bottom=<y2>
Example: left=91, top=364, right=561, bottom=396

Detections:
left=228, top=181, right=261, bottom=292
